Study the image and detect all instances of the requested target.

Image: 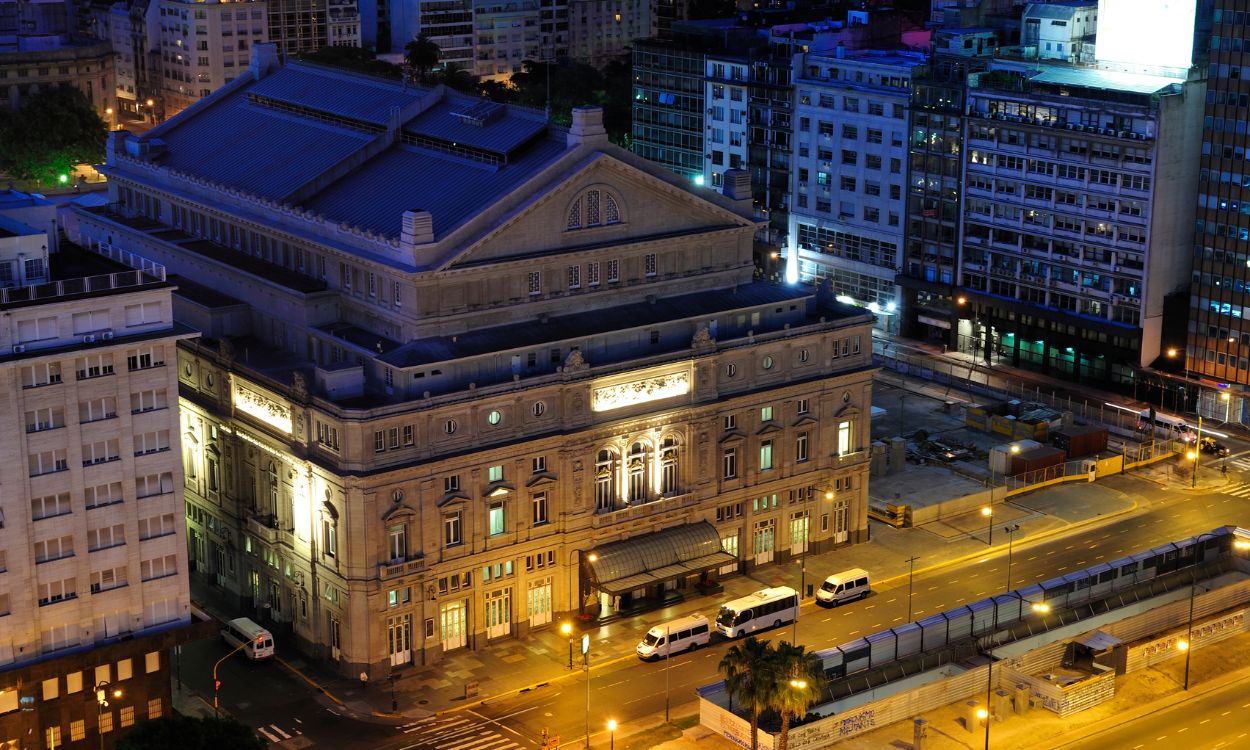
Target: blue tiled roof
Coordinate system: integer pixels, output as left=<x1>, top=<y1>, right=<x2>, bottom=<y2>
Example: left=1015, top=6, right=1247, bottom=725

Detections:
left=153, top=85, right=374, bottom=199
left=125, top=62, right=570, bottom=244
left=249, top=63, right=425, bottom=126
left=302, top=136, right=568, bottom=243
left=403, top=91, right=549, bottom=156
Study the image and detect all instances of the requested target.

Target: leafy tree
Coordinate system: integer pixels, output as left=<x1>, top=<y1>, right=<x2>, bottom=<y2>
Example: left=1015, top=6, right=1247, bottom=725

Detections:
left=506, top=57, right=632, bottom=144
left=0, top=86, right=105, bottom=184
left=116, top=714, right=266, bottom=750
left=298, top=46, right=402, bottom=79
left=768, top=641, right=824, bottom=750
left=404, top=34, right=442, bottom=82
left=718, top=637, right=777, bottom=750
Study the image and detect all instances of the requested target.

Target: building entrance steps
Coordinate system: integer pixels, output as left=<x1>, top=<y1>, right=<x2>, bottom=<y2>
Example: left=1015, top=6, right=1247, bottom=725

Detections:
left=188, top=473, right=1139, bottom=721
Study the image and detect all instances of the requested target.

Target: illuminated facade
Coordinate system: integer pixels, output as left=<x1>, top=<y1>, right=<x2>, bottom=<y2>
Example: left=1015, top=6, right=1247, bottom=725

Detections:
left=0, top=221, right=203, bottom=747
left=156, top=0, right=269, bottom=118
left=72, top=50, right=874, bottom=676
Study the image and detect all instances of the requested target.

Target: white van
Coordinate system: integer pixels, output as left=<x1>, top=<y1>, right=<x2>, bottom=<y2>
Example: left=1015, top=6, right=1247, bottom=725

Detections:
left=815, top=568, right=870, bottom=607
left=221, top=617, right=275, bottom=660
left=636, top=614, right=711, bottom=660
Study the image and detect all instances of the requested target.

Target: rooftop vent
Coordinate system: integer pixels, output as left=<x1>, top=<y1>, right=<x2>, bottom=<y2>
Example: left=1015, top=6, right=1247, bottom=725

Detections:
left=452, top=100, right=504, bottom=127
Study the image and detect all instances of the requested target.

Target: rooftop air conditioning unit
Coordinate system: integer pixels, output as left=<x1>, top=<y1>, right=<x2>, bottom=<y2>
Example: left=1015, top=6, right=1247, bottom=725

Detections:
left=83, top=334, right=96, bottom=344
left=12, top=344, right=25, bottom=354
left=101, top=331, right=114, bottom=341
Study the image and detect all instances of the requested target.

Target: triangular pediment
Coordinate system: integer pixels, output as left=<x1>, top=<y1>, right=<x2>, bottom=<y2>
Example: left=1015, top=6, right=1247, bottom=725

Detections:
left=441, top=153, right=756, bottom=269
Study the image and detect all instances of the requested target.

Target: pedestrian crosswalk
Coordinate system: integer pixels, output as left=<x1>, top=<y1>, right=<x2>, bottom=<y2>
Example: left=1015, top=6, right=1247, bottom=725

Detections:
left=398, top=715, right=523, bottom=750
left=1227, top=457, right=1250, bottom=472
left=1222, top=482, right=1250, bottom=498
left=256, top=722, right=298, bottom=744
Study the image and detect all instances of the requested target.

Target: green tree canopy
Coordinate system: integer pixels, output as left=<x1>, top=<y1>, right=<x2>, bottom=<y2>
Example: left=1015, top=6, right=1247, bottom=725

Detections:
left=298, top=45, right=402, bottom=79
left=116, top=714, right=266, bottom=750
left=0, top=86, right=106, bottom=184
left=507, top=55, right=632, bottom=144
left=405, top=34, right=442, bottom=82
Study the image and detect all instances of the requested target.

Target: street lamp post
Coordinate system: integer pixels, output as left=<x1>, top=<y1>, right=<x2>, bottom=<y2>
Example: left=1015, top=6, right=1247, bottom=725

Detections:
left=1003, top=525, right=1021, bottom=593
left=561, top=622, right=573, bottom=670
left=981, top=506, right=993, bottom=546
left=1180, top=531, right=1224, bottom=690
left=584, top=644, right=591, bottom=750
left=95, top=682, right=121, bottom=750
left=607, top=719, right=617, bottom=750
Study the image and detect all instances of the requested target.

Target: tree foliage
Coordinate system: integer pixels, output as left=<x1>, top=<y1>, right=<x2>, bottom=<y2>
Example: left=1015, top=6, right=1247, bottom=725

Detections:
left=0, top=86, right=106, bottom=184
left=404, top=34, right=442, bottom=82
left=116, top=714, right=266, bottom=750
left=299, top=45, right=402, bottom=79
left=504, top=55, right=632, bottom=144
left=718, top=637, right=825, bottom=750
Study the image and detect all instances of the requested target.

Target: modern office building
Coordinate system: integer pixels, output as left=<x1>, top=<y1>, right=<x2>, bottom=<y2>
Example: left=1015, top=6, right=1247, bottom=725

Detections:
left=789, top=48, right=925, bottom=332
left=954, top=61, right=1202, bottom=385
left=156, top=0, right=269, bottom=118
left=632, top=35, right=709, bottom=182
left=73, top=45, right=875, bottom=676
left=266, top=0, right=360, bottom=57
left=0, top=212, right=204, bottom=748
left=1187, top=2, right=1250, bottom=412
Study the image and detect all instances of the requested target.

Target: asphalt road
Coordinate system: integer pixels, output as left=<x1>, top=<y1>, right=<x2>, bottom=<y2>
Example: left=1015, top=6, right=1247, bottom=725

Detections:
left=1057, top=672, right=1250, bottom=750
left=398, top=472, right=1250, bottom=750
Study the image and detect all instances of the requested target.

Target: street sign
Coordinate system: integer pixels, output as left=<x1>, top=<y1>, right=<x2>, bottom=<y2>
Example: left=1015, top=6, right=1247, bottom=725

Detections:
left=580, top=634, right=589, bottom=655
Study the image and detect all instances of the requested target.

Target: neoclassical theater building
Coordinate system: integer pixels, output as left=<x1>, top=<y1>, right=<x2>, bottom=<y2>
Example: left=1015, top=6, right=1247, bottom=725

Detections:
left=70, top=43, right=876, bottom=676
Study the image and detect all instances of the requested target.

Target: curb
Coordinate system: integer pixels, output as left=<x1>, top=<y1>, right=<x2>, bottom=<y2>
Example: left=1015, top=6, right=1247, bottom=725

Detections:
left=1036, top=664, right=1250, bottom=749
left=275, top=656, right=346, bottom=707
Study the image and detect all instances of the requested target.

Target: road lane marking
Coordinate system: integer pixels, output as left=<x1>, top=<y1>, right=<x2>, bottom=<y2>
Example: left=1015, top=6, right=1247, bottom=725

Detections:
left=256, top=727, right=280, bottom=743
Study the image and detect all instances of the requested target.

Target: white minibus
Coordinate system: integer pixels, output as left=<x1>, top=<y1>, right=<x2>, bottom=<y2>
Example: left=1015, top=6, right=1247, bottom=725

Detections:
left=221, top=617, right=275, bottom=660
left=715, top=586, right=799, bottom=638
left=815, top=568, right=871, bottom=607
left=636, top=614, right=711, bottom=660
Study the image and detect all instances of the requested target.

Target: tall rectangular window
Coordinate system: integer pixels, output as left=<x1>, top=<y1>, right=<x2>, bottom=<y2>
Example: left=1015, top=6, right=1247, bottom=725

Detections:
left=527, top=271, right=541, bottom=296
left=722, top=448, right=738, bottom=479
left=796, top=432, right=809, bottom=463
left=838, top=420, right=853, bottom=456
left=759, top=440, right=773, bottom=471
left=567, top=265, right=581, bottom=289
left=443, top=512, right=462, bottom=547
left=387, top=524, right=406, bottom=562
left=587, top=262, right=600, bottom=286
left=532, top=492, right=548, bottom=525
left=607, top=259, right=619, bottom=282
left=644, top=253, right=657, bottom=277
left=488, top=503, right=506, bottom=536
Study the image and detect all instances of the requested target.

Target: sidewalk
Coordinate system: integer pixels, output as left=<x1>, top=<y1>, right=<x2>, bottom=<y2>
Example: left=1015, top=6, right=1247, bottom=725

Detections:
left=185, top=470, right=1149, bottom=727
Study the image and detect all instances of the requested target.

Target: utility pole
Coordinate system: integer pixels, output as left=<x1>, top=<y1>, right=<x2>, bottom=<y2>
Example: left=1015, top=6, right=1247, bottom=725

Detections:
left=1192, top=415, right=1203, bottom=489
left=906, top=556, right=919, bottom=622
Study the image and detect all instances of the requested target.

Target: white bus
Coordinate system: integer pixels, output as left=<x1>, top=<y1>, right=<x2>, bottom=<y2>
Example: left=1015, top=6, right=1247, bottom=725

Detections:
left=715, top=586, right=799, bottom=638
left=221, top=617, right=275, bottom=660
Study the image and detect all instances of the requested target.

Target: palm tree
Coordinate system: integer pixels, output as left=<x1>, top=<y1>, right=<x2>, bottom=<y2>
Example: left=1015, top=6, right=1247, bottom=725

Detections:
left=718, top=637, right=776, bottom=750
left=769, top=641, right=825, bottom=750
left=404, top=34, right=441, bottom=83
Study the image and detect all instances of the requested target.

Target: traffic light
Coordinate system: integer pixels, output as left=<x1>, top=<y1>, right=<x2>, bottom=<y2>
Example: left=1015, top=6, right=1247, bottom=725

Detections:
left=214, top=680, right=221, bottom=691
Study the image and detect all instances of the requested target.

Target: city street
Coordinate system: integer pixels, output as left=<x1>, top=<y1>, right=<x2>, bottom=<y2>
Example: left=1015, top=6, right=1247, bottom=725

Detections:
left=392, top=473, right=1250, bottom=750
left=1058, top=672, right=1250, bottom=750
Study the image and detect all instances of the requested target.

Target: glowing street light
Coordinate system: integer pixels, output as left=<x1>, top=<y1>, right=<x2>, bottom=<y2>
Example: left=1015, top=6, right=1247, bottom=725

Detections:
left=561, top=622, right=573, bottom=670
left=607, top=719, right=618, bottom=750
left=981, top=506, right=994, bottom=546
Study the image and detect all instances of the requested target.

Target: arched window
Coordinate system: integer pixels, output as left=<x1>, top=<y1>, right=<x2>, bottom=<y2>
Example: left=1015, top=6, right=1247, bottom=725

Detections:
left=565, top=188, right=624, bottom=232
left=267, top=462, right=279, bottom=514
left=660, top=437, right=679, bottom=495
left=627, top=441, right=648, bottom=503
left=595, top=449, right=617, bottom=511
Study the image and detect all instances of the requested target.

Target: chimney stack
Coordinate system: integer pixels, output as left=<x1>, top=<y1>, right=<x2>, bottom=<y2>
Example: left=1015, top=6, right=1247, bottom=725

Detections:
left=250, top=43, right=280, bottom=80
left=567, top=106, right=609, bottom=148
left=401, top=209, right=434, bottom=248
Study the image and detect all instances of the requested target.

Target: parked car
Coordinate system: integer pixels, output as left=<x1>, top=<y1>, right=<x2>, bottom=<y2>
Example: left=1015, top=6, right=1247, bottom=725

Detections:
left=1199, top=437, right=1230, bottom=457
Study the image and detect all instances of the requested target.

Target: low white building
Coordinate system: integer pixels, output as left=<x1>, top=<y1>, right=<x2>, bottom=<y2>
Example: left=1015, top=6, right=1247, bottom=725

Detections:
left=789, top=48, right=926, bottom=332
left=1022, top=1, right=1097, bottom=63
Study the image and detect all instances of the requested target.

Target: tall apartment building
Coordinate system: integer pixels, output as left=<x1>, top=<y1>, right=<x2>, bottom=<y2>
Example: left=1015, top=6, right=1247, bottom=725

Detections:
left=956, top=62, right=1202, bottom=385
left=156, top=0, right=268, bottom=118
left=266, top=0, right=360, bottom=57
left=1188, top=3, right=1250, bottom=413
left=789, top=48, right=924, bottom=332
left=472, top=0, right=541, bottom=80
left=74, top=46, right=875, bottom=674
left=568, top=0, right=649, bottom=66
left=0, top=214, right=204, bottom=748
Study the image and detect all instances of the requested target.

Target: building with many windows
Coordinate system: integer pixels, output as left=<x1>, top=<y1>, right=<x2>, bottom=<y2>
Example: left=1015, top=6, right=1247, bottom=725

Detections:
left=789, top=48, right=924, bottom=332
left=73, top=45, right=875, bottom=675
left=156, top=0, right=268, bottom=118
left=1187, top=1, right=1250, bottom=415
left=266, top=0, right=360, bottom=58
left=955, top=61, right=1202, bottom=384
left=568, top=0, right=649, bottom=66
left=0, top=213, right=204, bottom=748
